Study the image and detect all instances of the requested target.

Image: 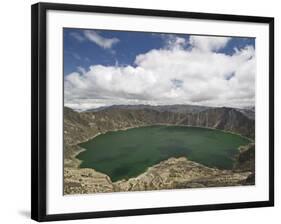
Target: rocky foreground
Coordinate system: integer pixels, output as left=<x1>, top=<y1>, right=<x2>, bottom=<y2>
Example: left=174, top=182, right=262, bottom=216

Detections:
left=64, top=148, right=254, bottom=195
left=63, top=106, right=255, bottom=195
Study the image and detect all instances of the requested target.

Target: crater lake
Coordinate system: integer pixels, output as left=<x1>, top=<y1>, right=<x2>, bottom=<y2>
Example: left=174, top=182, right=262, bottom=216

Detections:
left=77, top=125, right=251, bottom=182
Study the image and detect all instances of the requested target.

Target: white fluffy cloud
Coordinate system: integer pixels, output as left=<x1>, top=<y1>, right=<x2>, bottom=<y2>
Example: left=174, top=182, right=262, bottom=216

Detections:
left=65, top=35, right=255, bottom=111
left=83, top=30, right=119, bottom=49
left=189, top=36, right=231, bottom=52
left=164, top=35, right=188, bottom=50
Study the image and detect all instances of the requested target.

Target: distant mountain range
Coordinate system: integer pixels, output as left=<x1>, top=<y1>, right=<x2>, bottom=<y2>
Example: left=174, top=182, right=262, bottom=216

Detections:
left=86, top=104, right=255, bottom=120
left=87, top=104, right=211, bottom=113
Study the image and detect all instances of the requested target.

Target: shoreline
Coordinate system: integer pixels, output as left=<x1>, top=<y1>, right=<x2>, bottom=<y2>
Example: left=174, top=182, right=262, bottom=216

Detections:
left=76, top=123, right=254, bottom=146
left=69, top=124, right=254, bottom=179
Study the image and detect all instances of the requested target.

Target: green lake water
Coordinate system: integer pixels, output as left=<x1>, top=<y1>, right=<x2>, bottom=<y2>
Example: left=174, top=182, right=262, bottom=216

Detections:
left=77, top=125, right=251, bottom=182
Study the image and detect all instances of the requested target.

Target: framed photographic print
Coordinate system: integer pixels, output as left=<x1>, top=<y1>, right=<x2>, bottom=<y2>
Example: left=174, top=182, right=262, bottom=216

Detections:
left=31, top=2, right=274, bottom=222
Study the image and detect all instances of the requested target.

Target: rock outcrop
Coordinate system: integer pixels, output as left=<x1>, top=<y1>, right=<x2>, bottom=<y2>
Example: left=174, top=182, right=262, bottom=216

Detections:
left=64, top=168, right=114, bottom=194
left=64, top=157, right=252, bottom=195
left=234, top=143, right=255, bottom=185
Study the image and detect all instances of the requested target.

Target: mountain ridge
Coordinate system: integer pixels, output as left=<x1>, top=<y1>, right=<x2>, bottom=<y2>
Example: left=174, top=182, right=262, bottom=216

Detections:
left=84, top=104, right=255, bottom=119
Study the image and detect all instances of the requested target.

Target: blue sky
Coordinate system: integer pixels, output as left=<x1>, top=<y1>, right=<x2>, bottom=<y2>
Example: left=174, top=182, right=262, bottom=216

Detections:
left=64, top=28, right=255, bottom=76
left=64, top=29, right=163, bottom=75
left=64, top=28, right=255, bottom=111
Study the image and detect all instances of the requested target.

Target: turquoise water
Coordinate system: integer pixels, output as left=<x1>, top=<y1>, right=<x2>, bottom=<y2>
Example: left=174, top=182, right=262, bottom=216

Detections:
left=77, top=126, right=250, bottom=182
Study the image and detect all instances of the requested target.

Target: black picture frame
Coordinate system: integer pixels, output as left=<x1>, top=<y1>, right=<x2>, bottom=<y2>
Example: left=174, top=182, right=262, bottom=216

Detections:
left=31, top=2, right=274, bottom=222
